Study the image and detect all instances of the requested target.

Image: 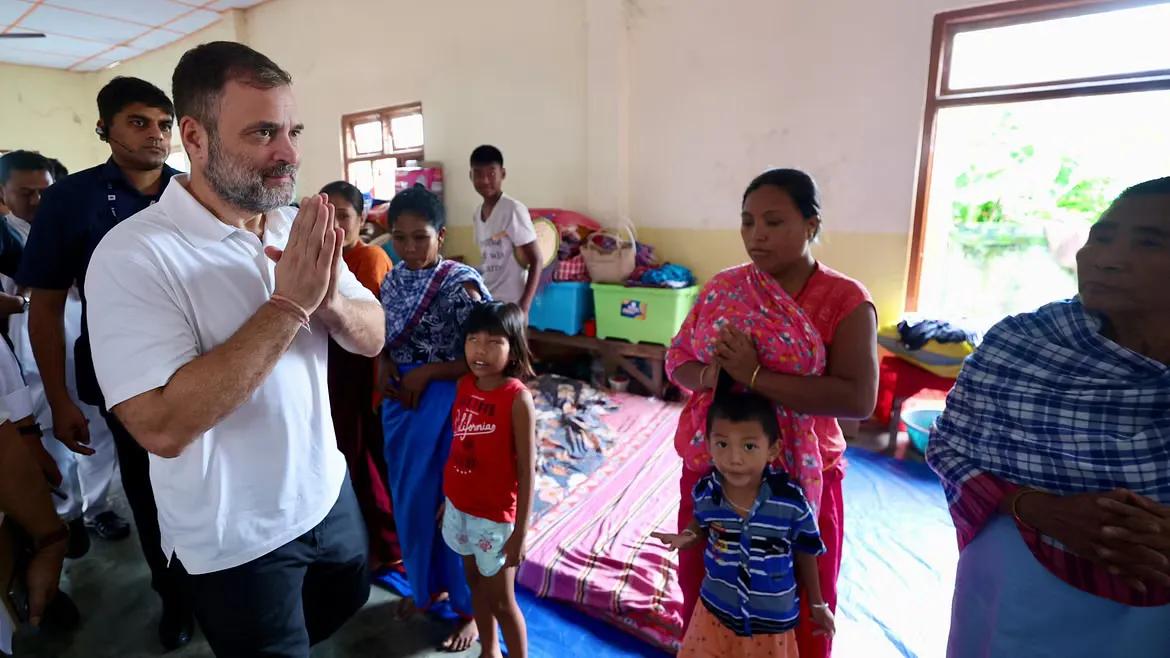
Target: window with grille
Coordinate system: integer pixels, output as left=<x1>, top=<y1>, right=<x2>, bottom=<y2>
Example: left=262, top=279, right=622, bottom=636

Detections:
left=341, top=103, right=424, bottom=199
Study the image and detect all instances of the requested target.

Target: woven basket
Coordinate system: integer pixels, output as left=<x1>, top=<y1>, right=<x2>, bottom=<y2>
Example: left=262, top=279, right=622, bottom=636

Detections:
left=582, top=223, right=637, bottom=284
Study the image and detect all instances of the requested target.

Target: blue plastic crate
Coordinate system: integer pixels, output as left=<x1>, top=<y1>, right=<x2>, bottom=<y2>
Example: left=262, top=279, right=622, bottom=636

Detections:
left=528, top=282, right=594, bottom=335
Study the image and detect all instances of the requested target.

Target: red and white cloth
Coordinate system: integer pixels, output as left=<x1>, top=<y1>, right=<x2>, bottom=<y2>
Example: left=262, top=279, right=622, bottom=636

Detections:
left=554, top=255, right=590, bottom=282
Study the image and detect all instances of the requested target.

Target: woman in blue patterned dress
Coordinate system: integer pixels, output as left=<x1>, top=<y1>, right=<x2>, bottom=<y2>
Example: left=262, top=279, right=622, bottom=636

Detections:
left=379, top=186, right=490, bottom=651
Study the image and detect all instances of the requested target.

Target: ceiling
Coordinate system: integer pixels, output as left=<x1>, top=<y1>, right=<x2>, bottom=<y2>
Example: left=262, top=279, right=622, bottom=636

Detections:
left=0, top=0, right=267, bottom=72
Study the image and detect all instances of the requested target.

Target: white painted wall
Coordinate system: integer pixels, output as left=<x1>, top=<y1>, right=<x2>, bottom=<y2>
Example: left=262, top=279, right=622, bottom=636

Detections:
left=245, top=0, right=589, bottom=229
left=0, top=18, right=245, bottom=172
left=0, top=63, right=99, bottom=173
left=627, top=0, right=970, bottom=233
left=585, top=0, right=631, bottom=221
left=1, top=0, right=982, bottom=318
left=3, top=0, right=974, bottom=234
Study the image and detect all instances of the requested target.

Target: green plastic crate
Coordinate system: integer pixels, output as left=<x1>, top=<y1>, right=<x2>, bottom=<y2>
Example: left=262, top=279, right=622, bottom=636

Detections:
left=591, top=284, right=699, bottom=346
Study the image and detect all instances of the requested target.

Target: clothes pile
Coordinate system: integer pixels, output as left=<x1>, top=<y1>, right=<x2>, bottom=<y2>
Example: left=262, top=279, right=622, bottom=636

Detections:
left=527, top=374, right=618, bottom=517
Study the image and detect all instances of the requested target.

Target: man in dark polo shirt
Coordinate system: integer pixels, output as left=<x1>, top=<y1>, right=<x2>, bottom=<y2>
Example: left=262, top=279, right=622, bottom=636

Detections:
left=17, top=76, right=193, bottom=651
left=0, top=151, right=45, bottom=326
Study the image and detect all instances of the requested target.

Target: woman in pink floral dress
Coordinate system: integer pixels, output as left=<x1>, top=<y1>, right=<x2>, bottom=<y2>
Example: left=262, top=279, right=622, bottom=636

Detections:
left=666, top=169, right=878, bottom=658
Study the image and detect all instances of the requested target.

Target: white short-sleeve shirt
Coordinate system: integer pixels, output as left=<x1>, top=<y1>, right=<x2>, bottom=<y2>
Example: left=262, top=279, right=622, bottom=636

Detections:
left=85, top=175, right=376, bottom=575
left=472, top=194, right=537, bottom=305
left=0, top=339, right=32, bottom=422
left=3, top=213, right=84, bottom=430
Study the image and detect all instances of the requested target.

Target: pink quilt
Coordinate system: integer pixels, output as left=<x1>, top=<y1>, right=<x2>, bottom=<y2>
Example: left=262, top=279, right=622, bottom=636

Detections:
left=519, top=393, right=686, bottom=652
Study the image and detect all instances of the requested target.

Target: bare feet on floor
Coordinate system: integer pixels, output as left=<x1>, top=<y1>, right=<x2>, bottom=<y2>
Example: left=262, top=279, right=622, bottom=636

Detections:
left=441, top=617, right=478, bottom=653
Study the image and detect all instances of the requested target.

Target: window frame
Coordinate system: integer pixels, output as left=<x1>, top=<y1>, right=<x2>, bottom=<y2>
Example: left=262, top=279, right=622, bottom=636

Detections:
left=905, top=0, right=1170, bottom=310
left=340, top=102, right=424, bottom=191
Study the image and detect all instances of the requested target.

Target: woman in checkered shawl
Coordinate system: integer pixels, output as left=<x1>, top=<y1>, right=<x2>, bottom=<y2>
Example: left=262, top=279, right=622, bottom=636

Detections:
left=927, top=177, right=1170, bottom=657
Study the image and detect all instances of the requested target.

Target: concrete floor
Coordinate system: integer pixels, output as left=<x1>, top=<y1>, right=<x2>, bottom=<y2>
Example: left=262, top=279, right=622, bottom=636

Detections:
left=12, top=489, right=476, bottom=658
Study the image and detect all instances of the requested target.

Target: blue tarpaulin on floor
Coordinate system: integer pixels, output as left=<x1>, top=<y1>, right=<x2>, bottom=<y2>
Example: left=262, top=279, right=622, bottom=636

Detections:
left=376, top=447, right=957, bottom=658
left=373, top=571, right=668, bottom=657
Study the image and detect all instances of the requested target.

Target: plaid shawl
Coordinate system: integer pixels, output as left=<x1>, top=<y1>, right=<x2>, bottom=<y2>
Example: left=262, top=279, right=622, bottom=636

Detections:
left=927, top=298, right=1170, bottom=605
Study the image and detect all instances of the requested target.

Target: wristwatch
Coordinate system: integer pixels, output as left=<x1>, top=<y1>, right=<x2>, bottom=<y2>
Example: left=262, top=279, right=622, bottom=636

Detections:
left=20, top=296, right=29, bottom=313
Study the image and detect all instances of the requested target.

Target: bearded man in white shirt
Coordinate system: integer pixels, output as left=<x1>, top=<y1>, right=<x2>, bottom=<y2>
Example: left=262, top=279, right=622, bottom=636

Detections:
left=85, top=41, right=385, bottom=657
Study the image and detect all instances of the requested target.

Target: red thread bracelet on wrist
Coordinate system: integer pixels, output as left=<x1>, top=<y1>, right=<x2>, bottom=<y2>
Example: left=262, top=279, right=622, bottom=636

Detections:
left=269, top=294, right=311, bottom=330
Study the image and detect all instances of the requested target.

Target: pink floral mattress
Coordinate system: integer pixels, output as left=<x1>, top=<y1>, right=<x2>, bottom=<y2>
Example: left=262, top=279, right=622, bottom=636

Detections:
left=519, top=392, right=685, bottom=652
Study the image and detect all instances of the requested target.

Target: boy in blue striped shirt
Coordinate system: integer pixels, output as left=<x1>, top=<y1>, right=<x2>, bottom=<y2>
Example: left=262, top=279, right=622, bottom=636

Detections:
left=654, top=373, right=834, bottom=657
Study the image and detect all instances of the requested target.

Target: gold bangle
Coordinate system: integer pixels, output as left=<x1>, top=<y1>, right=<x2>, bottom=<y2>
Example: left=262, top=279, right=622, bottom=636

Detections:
left=749, top=365, right=762, bottom=390
left=700, top=365, right=710, bottom=389
left=1010, top=488, right=1044, bottom=533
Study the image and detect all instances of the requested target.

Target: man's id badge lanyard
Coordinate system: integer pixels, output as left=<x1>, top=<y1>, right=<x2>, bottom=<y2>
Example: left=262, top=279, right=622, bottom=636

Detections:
left=107, top=182, right=158, bottom=220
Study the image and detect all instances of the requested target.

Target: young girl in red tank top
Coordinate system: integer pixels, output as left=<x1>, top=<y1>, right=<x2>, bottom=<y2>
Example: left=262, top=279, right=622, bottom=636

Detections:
left=441, top=301, right=536, bottom=658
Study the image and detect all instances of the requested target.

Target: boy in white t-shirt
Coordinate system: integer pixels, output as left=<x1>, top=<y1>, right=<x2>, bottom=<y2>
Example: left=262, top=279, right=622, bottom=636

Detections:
left=470, top=145, right=542, bottom=313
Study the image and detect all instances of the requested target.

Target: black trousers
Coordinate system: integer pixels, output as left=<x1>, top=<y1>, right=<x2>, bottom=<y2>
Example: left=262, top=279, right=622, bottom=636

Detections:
left=104, top=409, right=190, bottom=606
left=188, top=476, right=370, bottom=658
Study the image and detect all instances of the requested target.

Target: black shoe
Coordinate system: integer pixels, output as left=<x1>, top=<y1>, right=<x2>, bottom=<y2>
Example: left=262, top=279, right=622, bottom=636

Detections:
left=85, top=511, right=131, bottom=541
left=64, top=518, right=90, bottom=560
left=159, top=599, right=194, bottom=652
